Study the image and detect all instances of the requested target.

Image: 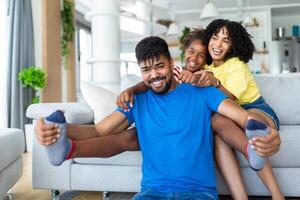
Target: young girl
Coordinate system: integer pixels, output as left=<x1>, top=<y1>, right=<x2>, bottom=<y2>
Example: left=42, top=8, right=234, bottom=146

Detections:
left=199, top=19, right=284, bottom=200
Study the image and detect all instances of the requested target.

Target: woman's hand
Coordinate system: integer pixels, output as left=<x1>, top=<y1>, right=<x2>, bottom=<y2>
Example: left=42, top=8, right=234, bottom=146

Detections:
left=178, top=70, right=197, bottom=84
left=194, top=70, right=219, bottom=87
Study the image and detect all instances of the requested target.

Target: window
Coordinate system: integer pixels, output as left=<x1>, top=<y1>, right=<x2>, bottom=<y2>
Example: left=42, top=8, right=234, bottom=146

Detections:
left=75, top=23, right=92, bottom=100
left=77, top=28, right=92, bottom=82
left=0, top=0, right=8, bottom=128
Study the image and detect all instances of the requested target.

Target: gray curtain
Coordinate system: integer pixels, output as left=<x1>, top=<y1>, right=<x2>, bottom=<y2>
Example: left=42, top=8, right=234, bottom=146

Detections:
left=6, top=0, right=35, bottom=130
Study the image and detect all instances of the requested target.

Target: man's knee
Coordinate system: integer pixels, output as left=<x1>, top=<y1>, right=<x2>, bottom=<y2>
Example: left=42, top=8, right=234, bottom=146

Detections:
left=124, top=128, right=139, bottom=150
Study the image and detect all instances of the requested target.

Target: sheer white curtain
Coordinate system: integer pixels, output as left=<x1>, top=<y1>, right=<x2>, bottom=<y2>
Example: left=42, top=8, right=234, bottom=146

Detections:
left=0, top=0, right=8, bottom=128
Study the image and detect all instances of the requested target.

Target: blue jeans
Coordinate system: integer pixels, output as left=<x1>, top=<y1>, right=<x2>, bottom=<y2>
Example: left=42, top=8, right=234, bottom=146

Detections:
left=241, top=96, right=280, bottom=130
left=133, top=189, right=217, bottom=200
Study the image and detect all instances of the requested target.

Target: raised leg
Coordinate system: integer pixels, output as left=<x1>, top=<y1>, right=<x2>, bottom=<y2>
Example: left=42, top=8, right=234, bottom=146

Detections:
left=71, top=128, right=139, bottom=158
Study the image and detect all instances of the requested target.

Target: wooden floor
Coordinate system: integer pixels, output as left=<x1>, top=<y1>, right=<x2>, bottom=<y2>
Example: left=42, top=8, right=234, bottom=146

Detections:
left=11, top=153, right=103, bottom=200
left=10, top=153, right=300, bottom=200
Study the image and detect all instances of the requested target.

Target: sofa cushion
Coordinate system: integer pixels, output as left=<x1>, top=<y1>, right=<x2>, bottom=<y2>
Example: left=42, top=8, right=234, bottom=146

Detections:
left=80, top=82, right=117, bottom=123
left=74, top=151, right=142, bottom=166
left=0, top=129, right=25, bottom=171
left=236, top=125, right=300, bottom=168
left=121, top=74, right=142, bottom=91
left=81, top=75, right=142, bottom=124
left=254, top=73, right=300, bottom=125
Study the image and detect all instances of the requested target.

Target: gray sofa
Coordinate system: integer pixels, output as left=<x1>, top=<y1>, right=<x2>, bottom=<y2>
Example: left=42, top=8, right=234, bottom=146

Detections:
left=26, top=74, right=300, bottom=199
left=0, top=128, right=25, bottom=199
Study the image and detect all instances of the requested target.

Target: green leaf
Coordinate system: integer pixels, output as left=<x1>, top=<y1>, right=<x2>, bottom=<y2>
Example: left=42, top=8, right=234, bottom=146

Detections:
left=61, top=0, right=75, bottom=70
left=18, top=67, right=46, bottom=90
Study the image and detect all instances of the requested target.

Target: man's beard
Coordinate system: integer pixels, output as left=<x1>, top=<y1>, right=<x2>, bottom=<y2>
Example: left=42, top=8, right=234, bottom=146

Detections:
left=148, top=76, right=172, bottom=94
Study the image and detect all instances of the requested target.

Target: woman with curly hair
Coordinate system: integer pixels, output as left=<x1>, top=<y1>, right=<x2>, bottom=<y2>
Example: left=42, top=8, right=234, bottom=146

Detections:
left=196, top=19, right=284, bottom=199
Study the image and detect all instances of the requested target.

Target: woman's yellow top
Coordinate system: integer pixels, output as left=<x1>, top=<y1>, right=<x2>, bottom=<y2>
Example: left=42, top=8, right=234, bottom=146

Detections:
left=205, top=57, right=260, bottom=105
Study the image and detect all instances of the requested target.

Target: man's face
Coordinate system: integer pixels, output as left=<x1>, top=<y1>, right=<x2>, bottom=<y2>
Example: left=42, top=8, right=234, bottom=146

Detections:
left=139, top=55, right=174, bottom=94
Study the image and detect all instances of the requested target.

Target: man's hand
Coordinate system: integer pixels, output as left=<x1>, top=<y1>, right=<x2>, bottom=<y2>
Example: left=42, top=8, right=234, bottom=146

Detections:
left=249, top=127, right=281, bottom=157
left=116, top=89, right=134, bottom=111
left=35, top=118, right=61, bottom=146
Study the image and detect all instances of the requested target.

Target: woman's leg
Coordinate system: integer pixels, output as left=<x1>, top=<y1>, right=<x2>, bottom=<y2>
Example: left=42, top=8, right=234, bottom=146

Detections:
left=71, top=128, right=139, bottom=158
left=213, top=114, right=248, bottom=200
left=247, top=109, right=284, bottom=200
left=213, top=111, right=284, bottom=200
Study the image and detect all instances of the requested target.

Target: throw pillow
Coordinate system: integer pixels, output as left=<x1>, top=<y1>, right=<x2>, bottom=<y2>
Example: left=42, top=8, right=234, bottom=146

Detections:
left=80, top=82, right=117, bottom=123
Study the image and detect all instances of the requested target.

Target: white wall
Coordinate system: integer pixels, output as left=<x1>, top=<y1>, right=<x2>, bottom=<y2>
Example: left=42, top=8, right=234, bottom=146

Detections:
left=31, top=0, right=43, bottom=68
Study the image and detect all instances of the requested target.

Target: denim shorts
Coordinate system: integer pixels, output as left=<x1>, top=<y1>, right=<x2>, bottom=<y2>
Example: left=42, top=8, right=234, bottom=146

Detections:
left=241, top=96, right=280, bottom=130
left=133, top=189, right=217, bottom=200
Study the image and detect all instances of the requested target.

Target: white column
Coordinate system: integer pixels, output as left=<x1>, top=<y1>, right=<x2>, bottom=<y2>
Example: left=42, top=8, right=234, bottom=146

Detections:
left=88, top=0, right=121, bottom=93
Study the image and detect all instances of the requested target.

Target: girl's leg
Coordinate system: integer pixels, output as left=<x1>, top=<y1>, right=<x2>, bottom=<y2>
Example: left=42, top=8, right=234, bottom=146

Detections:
left=214, top=135, right=248, bottom=200
left=71, top=128, right=139, bottom=158
left=213, top=114, right=248, bottom=200
left=247, top=109, right=284, bottom=200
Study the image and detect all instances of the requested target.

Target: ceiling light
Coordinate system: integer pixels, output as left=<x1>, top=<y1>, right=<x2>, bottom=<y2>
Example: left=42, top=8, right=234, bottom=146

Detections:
left=200, top=0, right=219, bottom=20
left=242, top=14, right=253, bottom=26
left=167, top=22, right=180, bottom=35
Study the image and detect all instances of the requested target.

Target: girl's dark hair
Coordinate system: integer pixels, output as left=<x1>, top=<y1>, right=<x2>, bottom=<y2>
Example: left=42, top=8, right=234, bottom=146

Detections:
left=204, top=19, right=255, bottom=65
left=180, top=28, right=205, bottom=50
left=135, top=36, right=171, bottom=64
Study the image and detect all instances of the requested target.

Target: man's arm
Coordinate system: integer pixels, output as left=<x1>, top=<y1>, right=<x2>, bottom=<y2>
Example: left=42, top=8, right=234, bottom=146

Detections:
left=35, top=111, right=129, bottom=145
left=217, top=99, right=281, bottom=157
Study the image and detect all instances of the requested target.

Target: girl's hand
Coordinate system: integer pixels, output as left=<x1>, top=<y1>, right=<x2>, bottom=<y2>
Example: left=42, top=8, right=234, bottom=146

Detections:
left=195, top=70, right=218, bottom=87
left=178, top=70, right=196, bottom=84
left=116, top=89, right=134, bottom=111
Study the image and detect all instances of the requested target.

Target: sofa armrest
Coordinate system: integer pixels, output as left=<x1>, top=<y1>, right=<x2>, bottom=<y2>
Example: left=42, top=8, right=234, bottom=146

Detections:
left=32, top=121, right=73, bottom=190
left=27, top=102, right=93, bottom=190
left=26, top=102, right=94, bottom=124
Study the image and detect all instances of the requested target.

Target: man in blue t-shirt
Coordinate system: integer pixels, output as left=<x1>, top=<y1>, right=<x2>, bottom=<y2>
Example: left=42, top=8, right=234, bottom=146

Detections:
left=35, top=36, right=281, bottom=200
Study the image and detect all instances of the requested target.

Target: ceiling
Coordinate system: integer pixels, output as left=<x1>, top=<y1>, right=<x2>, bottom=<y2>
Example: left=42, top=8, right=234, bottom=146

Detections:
left=76, top=0, right=300, bottom=40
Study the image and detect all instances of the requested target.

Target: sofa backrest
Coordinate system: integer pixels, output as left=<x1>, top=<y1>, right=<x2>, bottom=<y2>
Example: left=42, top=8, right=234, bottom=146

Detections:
left=254, top=73, right=300, bottom=125
left=81, top=74, right=300, bottom=125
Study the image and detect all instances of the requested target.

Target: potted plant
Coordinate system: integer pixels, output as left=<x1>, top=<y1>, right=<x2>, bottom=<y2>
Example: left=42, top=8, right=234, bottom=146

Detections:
left=18, top=66, right=46, bottom=152
left=18, top=66, right=46, bottom=104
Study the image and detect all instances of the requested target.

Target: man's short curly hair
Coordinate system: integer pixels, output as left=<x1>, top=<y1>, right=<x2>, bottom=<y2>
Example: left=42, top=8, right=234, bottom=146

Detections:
left=204, top=19, right=255, bottom=65
left=135, top=36, right=171, bottom=64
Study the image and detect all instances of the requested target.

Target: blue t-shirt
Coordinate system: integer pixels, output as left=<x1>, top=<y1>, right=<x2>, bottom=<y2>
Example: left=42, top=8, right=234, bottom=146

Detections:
left=116, top=83, right=226, bottom=197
